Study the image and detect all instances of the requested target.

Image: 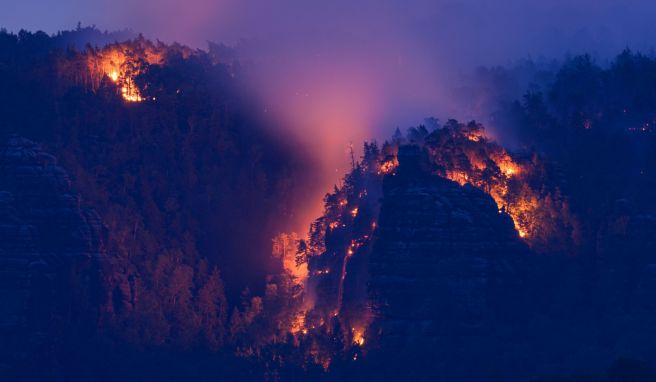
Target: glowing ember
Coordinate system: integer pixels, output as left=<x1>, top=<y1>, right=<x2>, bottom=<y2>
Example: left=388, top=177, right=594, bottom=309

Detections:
left=350, top=207, right=359, bottom=217
left=289, top=311, right=308, bottom=335
left=466, top=130, right=485, bottom=142
left=81, top=40, right=165, bottom=103
left=108, top=70, right=119, bottom=82
left=501, top=164, right=517, bottom=176
left=119, top=78, right=144, bottom=102
left=352, top=328, right=365, bottom=346
left=379, top=157, right=399, bottom=174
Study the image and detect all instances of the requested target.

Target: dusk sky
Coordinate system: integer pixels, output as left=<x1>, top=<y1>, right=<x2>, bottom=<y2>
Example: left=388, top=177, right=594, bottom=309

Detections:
left=4, top=0, right=655, bottom=61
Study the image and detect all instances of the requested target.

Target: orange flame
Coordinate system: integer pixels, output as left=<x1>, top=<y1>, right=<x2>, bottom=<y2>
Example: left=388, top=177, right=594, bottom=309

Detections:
left=83, top=40, right=165, bottom=103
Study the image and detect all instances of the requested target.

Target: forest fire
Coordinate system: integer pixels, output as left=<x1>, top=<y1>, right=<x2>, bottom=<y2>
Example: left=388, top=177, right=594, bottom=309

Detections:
left=378, top=156, right=399, bottom=174
left=91, top=42, right=165, bottom=102
left=266, top=125, right=575, bottom=370
left=352, top=328, right=365, bottom=346
left=55, top=38, right=177, bottom=103
left=289, top=311, right=307, bottom=335
left=260, top=144, right=385, bottom=369
left=418, top=120, right=577, bottom=248
left=9, top=23, right=656, bottom=382
left=245, top=120, right=576, bottom=373
left=444, top=154, right=531, bottom=239
left=272, top=232, right=308, bottom=284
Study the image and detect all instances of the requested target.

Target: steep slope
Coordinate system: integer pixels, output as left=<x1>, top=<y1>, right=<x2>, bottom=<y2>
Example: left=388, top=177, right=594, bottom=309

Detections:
left=369, top=145, right=528, bottom=349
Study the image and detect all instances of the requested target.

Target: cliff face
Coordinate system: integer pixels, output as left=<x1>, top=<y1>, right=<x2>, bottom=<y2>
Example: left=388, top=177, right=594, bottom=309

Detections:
left=0, top=136, right=105, bottom=376
left=361, top=146, right=656, bottom=381
left=369, top=146, right=529, bottom=350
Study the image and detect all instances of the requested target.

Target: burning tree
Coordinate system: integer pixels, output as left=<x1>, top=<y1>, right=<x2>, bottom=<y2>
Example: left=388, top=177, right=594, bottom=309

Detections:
left=422, top=120, right=578, bottom=253
left=55, top=37, right=186, bottom=102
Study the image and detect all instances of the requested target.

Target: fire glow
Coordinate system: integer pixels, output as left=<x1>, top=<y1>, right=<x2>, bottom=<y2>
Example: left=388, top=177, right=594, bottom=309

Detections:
left=426, top=123, right=546, bottom=241
left=80, top=39, right=170, bottom=103
left=352, top=327, right=365, bottom=346
left=263, top=122, right=578, bottom=373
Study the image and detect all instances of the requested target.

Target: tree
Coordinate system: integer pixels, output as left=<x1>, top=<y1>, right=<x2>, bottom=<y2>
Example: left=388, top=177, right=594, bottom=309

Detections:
left=196, top=268, right=227, bottom=350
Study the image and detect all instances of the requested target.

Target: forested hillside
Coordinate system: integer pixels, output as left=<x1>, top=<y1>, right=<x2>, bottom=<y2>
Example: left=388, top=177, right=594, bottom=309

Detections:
left=0, top=28, right=318, bottom=369
left=2, top=27, right=656, bottom=381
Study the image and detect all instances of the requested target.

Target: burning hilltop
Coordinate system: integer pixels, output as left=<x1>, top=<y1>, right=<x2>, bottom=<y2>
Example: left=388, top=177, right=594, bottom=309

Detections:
left=423, top=120, right=578, bottom=252
left=258, top=119, right=577, bottom=371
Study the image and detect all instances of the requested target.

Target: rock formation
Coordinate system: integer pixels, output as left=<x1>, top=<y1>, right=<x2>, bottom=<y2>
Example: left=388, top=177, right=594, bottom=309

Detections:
left=0, top=136, right=105, bottom=378
left=369, top=145, right=529, bottom=349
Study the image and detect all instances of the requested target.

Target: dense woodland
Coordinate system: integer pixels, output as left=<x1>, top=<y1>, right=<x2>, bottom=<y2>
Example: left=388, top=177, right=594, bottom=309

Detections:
left=1, top=28, right=656, bottom=381
left=501, top=52, right=656, bottom=232
left=0, top=27, right=320, bottom=379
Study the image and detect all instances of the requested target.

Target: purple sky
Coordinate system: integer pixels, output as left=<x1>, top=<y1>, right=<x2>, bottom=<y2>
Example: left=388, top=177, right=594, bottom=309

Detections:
left=3, top=0, right=656, bottom=190
left=4, top=0, right=655, bottom=61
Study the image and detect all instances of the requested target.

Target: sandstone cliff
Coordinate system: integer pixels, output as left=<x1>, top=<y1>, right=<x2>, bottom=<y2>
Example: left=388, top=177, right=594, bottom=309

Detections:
left=369, top=145, right=529, bottom=348
left=0, top=136, right=105, bottom=378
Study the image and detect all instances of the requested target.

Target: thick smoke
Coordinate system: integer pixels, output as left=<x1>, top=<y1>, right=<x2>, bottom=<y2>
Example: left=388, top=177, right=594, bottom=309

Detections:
left=4, top=0, right=656, bottom=226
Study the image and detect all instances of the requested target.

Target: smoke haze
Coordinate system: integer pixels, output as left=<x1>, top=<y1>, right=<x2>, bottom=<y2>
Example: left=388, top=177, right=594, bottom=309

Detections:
left=4, top=0, right=656, bottom=223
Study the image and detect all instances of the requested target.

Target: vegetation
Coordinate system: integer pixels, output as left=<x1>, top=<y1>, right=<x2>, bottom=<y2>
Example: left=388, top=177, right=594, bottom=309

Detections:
left=2, top=27, right=656, bottom=381
left=0, top=28, right=316, bottom=357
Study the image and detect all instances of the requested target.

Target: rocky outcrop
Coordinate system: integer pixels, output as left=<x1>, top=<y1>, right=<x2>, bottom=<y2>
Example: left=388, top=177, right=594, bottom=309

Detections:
left=0, top=136, right=105, bottom=376
left=369, top=145, right=529, bottom=349
left=362, top=146, right=656, bottom=381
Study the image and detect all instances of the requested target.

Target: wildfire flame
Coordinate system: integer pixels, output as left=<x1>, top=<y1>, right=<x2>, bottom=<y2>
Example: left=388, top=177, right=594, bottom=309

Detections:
left=289, top=311, right=307, bottom=335
left=272, top=232, right=308, bottom=283
left=81, top=39, right=166, bottom=103
left=108, top=70, right=119, bottom=82
left=269, top=122, right=571, bottom=369
left=378, top=157, right=399, bottom=175
left=352, top=327, right=365, bottom=346
left=423, top=122, right=547, bottom=240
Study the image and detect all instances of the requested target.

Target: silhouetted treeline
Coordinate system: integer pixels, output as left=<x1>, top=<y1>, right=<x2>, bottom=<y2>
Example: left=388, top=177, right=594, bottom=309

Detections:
left=493, top=51, right=656, bottom=260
